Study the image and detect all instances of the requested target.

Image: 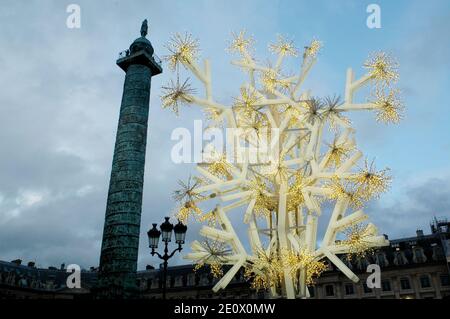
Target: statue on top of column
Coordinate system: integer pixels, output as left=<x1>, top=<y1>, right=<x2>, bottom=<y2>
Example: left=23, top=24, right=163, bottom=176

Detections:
left=140, top=19, right=148, bottom=37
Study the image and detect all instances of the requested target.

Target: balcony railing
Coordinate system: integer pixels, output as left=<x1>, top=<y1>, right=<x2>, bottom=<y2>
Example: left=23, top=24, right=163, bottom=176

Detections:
left=117, top=50, right=162, bottom=69
left=118, top=50, right=129, bottom=59
left=152, top=54, right=162, bottom=67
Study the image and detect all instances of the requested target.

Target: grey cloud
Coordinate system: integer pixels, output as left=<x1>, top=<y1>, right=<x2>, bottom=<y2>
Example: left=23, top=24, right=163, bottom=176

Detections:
left=367, top=177, right=450, bottom=239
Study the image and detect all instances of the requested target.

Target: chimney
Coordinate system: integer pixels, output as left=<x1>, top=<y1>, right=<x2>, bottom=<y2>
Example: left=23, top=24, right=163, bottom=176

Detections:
left=383, top=234, right=389, bottom=240
left=11, top=259, right=22, bottom=266
left=60, top=263, right=65, bottom=270
left=416, top=229, right=424, bottom=237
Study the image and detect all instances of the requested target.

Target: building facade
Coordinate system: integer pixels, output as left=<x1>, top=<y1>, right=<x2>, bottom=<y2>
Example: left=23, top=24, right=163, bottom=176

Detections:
left=1, top=219, right=449, bottom=299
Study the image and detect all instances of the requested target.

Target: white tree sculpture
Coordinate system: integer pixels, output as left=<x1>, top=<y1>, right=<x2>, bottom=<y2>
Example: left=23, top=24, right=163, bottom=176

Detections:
left=161, top=31, right=403, bottom=299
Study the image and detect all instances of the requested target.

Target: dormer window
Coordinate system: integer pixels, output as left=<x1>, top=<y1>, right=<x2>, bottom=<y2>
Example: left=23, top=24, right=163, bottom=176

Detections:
left=393, top=251, right=408, bottom=266
left=432, top=246, right=445, bottom=261
left=412, top=247, right=427, bottom=263
left=340, top=255, right=353, bottom=270
left=376, top=252, right=389, bottom=267
left=356, top=257, right=370, bottom=271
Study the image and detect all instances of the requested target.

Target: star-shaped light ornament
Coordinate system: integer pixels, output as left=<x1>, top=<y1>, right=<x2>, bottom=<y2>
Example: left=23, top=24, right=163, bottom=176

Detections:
left=162, top=30, right=402, bottom=298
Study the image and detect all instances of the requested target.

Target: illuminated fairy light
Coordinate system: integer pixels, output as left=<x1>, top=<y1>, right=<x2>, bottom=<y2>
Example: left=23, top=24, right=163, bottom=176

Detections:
left=304, top=39, right=322, bottom=59
left=233, top=87, right=261, bottom=117
left=207, top=158, right=233, bottom=180
left=176, top=201, right=202, bottom=224
left=371, top=89, right=404, bottom=124
left=327, top=178, right=365, bottom=210
left=249, top=177, right=276, bottom=217
left=173, top=176, right=205, bottom=223
left=364, top=51, right=399, bottom=86
left=269, top=35, right=299, bottom=57
left=354, top=160, right=391, bottom=200
left=228, top=30, right=255, bottom=55
left=161, top=78, right=195, bottom=115
left=199, top=208, right=220, bottom=227
left=203, top=107, right=224, bottom=127
left=287, top=172, right=307, bottom=211
left=165, top=32, right=200, bottom=71
left=244, top=249, right=285, bottom=290
left=162, top=30, right=403, bottom=299
left=173, top=176, right=204, bottom=203
left=284, top=249, right=327, bottom=286
left=304, top=98, right=325, bottom=124
left=193, top=240, right=232, bottom=278
left=261, top=70, right=279, bottom=93
left=322, top=95, right=351, bottom=131
left=237, top=113, right=269, bottom=137
left=324, top=137, right=355, bottom=168
left=340, top=223, right=375, bottom=260
left=280, top=103, right=303, bottom=127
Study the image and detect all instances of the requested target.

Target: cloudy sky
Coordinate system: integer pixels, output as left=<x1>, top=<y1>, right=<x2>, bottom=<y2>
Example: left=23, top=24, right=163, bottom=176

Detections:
left=0, top=0, right=449, bottom=270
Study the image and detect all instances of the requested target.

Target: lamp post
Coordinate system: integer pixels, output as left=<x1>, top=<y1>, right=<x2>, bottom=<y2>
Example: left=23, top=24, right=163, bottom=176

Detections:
left=147, top=217, right=187, bottom=299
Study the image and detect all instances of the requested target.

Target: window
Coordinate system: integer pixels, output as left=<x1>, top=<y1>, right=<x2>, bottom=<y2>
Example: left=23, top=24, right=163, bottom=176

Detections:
left=187, top=274, right=195, bottom=286
left=156, top=277, right=162, bottom=289
left=394, top=251, right=408, bottom=266
left=147, top=278, right=152, bottom=290
left=413, top=248, right=427, bottom=263
left=325, top=285, right=334, bottom=296
left=420, top=275, right=431, bottom=288
left=440, top=274, right=450, bottom=286
left=363, top=283, right=372, bottom=293
left=400, top=277, right=411, bottom=290
left=376, top=253, right=389, bottom=267
left=381, top=280, right=391, bottom=291
left=357, top=258, right=369, bottom=271
left=345, top=283, right=354, bottom=295
left=194, top=274, right=200, bottom=286
left=432, top=246, right=444, bottom=261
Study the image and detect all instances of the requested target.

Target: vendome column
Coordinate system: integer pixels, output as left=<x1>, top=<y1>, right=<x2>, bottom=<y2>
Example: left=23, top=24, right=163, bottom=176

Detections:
left=96, top=20, right=162, bottom=298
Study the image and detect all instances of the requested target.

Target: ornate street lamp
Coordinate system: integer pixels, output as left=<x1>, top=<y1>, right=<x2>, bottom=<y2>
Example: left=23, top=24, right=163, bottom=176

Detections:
left=147, top=224, right=161, bottom=249
left=147, top=217, right=187, bottom=299
left=174, top=220, right=188, bottom=244
left=160, top=217, right=174, bottom=242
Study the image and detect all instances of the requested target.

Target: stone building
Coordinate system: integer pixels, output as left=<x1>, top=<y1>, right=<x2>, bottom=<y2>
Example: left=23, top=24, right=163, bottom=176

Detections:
left=126, top=218, right=450, bottom=299
left=1, top=219, right=449, bottom=299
